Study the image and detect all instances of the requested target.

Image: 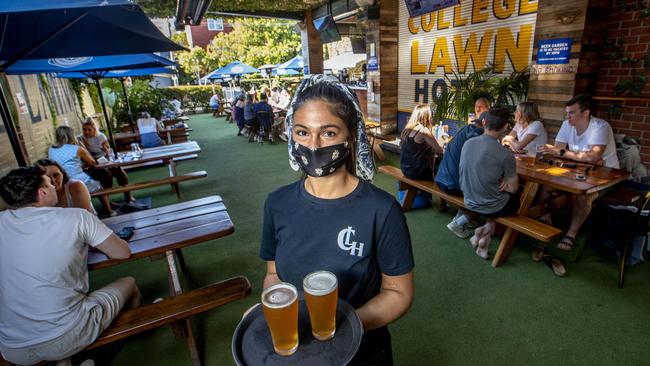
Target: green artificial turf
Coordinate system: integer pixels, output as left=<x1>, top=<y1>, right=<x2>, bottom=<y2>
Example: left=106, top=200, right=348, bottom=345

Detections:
left=90, top=114, right=650, bottom=365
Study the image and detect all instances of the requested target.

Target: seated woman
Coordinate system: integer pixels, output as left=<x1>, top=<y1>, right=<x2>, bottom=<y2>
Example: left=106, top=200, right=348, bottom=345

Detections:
left=234, top=94, right=246, bottom=135
left=399, top=104, right=443, bottom=181
left=48, top=126, right=111, bottom=213
left=243, top=92, right=258, bottom=141
left=36, top=159, right=96, bottom=215
left=79, top=118, right=134, bottom=202
left=260, top=75, right=414, bottom=365
left=136, top=112, right=165, bottom=148
left=502, top=101, right=547, bottom=155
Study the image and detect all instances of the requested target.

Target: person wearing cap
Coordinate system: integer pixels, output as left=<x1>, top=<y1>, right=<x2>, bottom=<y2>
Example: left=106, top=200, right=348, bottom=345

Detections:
left=459, top=107, right=519, bottom=259
left=435, top=103, right=489, bottom=239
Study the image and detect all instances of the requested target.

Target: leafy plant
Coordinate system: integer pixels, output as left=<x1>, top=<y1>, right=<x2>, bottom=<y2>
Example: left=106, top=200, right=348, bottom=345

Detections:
left=433, top=66, right=529, bottom=123
left=38, top=74, right=57, bottom=128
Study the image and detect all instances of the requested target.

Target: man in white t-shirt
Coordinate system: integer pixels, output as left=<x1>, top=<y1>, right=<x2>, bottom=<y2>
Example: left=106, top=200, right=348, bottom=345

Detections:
left=170, top=97, right=183, bottom=115
left=540, top=95, right=620, bottom=251
left=0, top=167, right=142, bottom=365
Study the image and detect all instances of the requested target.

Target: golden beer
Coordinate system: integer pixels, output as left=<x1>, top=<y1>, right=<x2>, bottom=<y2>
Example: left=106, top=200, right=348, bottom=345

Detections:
left=303, top=271, right=338, bottom=341
left=261, top=283, right=299, bottom=356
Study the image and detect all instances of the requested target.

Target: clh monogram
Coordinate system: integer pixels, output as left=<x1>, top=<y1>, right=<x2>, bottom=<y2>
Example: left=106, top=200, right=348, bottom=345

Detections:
left=337, top=226, right=365, bottom=257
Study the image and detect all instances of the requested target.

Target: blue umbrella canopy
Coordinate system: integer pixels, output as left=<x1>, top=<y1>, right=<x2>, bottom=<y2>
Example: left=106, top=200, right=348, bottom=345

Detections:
left=212, top=61, right=259, bottom=76
left=203, top=70, right=231, bottom=81
left=0, top=0, right=185, bottom=68
left=5, top=53, right=177, bottom=76
left=272, top=68, right=299, bottom=76
left=277, top=55, right=304, bottom=71
left=55, top=66, right=177, bottom=79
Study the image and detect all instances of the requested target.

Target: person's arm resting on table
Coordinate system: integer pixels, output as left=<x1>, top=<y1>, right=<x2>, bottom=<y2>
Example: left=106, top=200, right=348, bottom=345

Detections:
left=545, top=141, right=605, bottom=164
left=356, top=271, right=414, bottom=331
left=95, top=234, right=131, bottom=259
left=81, top=210, right=131, bottom=259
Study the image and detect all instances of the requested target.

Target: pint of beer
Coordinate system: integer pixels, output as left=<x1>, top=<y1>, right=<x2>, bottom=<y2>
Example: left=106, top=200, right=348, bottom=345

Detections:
left=303, top=271, right=338, bottom=341
left=261, top=282, right=299, bottom=356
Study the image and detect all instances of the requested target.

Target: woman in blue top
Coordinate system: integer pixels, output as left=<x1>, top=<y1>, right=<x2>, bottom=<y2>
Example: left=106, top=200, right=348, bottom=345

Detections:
left=48, top=126, right=110, bottom=213
left=260, top=75, right=414, bottom=365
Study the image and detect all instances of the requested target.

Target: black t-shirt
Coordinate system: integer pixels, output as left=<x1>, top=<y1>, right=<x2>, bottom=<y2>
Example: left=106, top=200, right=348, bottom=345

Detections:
left=260, top=179, right=414, bottom=309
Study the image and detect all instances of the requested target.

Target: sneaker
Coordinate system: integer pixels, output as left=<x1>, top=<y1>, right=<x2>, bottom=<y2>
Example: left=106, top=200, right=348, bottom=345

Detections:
left=447, top=218, right=471, bottom=239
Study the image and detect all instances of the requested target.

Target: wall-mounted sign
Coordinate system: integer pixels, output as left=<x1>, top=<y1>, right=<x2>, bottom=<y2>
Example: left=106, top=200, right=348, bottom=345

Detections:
left=536, top=38, right=572, bottom=65
left=397, top=0, right=538, bottom=113
left=368, top=56, right=379, bottom=71
left=532, top=64, right=576, bottom=74
left=405, top=0, right=460, bottom=18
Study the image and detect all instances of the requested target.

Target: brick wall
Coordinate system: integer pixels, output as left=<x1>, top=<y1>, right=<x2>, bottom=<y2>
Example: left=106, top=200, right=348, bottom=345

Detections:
left=188, top=19, right=233, bottom=48
left=0, top=74, right=88, bottom=177
left=595, top=0, right=650, bottom=164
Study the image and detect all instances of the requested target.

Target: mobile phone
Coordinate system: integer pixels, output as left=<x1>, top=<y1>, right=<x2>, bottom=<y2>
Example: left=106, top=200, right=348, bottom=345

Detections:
left=116, top=226, right=135, bottom=240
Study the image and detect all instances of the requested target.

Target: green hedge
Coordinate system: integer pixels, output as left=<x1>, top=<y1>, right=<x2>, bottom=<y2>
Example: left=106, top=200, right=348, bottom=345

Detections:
left=162, top=85, right=222, bottom=112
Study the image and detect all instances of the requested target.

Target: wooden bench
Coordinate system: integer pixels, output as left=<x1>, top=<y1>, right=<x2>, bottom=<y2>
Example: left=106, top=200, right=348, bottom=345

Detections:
left=91, top=170, right=207, bottom=200
left=0, top=276, right=251, bottom=366
left=378, top=165, right=561, bottom=263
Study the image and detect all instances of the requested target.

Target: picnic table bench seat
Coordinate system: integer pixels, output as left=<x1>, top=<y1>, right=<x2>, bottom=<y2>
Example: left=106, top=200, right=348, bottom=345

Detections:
left=378, top=165, right=561, bottom=260
left=91, top=170, right=207, bottom=200
left=0, top=276, right=251, bottom=366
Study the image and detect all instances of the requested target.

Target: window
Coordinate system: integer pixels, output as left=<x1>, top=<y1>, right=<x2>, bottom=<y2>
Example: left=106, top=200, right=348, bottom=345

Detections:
left=207, top=18, right=224, bottom=31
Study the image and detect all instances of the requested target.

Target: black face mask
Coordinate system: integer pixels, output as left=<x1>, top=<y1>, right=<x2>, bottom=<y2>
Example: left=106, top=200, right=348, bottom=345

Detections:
left=291, top=141, right=349, bottom=177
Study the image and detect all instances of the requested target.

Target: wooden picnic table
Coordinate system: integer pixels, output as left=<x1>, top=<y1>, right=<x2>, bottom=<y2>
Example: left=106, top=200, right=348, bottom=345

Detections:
left=88, top=196, right=234, bottom=366
left=96, top=141, right=201, bottom=177
left=492, top=157, right=630, bottom=267
left=114, top=127, right=178, bottom=145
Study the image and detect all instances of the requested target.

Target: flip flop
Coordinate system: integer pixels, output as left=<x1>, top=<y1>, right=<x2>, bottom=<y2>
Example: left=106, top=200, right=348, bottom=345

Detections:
left=557, top=235, right=576, bottom=251
left=532, top=245, right=545, bottom=262
left=542, top=255, right=566, bottom=277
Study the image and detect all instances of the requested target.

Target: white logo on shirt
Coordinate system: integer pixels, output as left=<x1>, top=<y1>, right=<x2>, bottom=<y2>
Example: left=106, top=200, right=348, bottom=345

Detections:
left=337, top=226, right=365, bottom=257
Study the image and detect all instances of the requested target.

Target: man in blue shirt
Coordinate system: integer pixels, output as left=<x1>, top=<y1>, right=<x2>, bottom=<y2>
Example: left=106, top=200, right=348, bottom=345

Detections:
left=435, top=98, right=489, bottom=238
left=253, top=94, right=275, bottom=142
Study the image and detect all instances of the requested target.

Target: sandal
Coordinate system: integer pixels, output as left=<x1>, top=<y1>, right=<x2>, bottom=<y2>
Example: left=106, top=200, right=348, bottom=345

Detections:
left=542, top=255, right=566, bottom=277
left=557, top=235, right=576, bottom=251
left=532, top=245, right=545, bottom=262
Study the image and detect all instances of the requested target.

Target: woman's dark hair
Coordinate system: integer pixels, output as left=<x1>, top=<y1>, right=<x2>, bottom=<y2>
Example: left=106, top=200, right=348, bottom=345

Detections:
left=35, top=159, right=70, bottom=185
left=292, top=82, right=360, bottom=176
left=0, top=166, right=47, bottom=207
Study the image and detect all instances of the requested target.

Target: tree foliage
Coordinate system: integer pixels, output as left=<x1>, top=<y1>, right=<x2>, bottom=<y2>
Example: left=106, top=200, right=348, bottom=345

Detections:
left=172, top=18, right=301, bottom=84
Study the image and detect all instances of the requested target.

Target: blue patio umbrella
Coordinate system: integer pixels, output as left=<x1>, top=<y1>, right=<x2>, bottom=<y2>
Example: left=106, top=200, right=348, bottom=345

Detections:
left=56, top=66, right=178, bottom=134
left=212, top=61, right=259, bottom=76
left=7, top=54, right=178, bottom=156
left=277, top=55, right=304, bottom=71
left=0, top=0, right=185, bottom=166
left=272, top=68, right=300, bottom=76
left=203, top=70, right=230, bottom=81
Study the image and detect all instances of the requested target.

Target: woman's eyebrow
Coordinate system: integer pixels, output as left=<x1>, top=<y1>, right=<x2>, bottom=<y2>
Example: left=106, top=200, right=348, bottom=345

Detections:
left=293, top=122, right=341, bottom=130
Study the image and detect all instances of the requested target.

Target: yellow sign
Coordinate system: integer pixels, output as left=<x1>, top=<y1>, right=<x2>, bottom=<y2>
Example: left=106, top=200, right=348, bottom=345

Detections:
left=398, top=0, right=538, bottom=111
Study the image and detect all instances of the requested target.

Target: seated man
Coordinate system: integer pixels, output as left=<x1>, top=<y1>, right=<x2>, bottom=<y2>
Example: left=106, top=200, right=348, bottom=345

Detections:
left=209, top=93, right=221, bottom=117
left=459, top=107, right=519, bottom=259
left=253, top=93, right=275, bottom=142
left=540, top=94, right=620, bottom=251
left=170, top=97, right=183, bottom=115
left=435, top=97, right=490, bottom=238
left=0, top=167, right=142, bottom=366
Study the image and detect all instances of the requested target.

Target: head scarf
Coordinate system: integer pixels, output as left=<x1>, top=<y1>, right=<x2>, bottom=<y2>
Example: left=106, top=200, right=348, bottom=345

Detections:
left=285, top=75, right=375, bottom=181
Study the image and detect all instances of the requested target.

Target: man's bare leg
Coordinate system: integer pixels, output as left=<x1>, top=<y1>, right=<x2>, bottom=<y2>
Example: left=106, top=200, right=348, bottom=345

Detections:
left=558, top=192, right=598, bottom=250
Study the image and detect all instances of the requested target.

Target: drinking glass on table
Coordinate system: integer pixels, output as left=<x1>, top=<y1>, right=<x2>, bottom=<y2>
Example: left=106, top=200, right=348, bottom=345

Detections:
left=261, top=282, right=299, bottom=356
left=303, top=271, right=338, bottom=341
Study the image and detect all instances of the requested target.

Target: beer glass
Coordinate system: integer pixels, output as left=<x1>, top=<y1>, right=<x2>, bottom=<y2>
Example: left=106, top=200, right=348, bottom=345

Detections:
left=303, top=271, right=338, bottom=341
left=261, top=282, right=299, bottom=356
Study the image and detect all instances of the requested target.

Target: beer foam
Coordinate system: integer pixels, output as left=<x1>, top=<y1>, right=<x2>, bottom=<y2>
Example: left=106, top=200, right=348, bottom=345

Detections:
left=303, top=271, right=337, bottom=296
left=262, top=284, right=297, bottom=308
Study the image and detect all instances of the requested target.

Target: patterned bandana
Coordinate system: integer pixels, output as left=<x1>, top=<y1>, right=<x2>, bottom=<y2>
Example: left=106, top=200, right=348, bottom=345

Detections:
left=285, top=75, right=375, bottom=181
left=291, top=141, right=349, bottom=177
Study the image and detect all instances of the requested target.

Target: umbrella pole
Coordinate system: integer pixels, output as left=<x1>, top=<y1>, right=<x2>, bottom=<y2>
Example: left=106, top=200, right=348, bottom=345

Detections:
left=0, top=77, right=27, bottom=166
left=119, top=77, right=135, bottom=132
left=94, top=79, right=118, bottom=159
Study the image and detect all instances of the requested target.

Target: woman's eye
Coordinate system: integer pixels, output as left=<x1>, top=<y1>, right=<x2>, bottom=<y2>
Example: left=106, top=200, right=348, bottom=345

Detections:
left=295, top=130, right=307, bottom=136
left=323, top=131, right=336, bottom=138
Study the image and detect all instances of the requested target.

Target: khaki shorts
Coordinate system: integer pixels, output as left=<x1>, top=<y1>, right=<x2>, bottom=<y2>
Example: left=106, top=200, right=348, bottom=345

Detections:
left=1, top=285, right=126, bottom=365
